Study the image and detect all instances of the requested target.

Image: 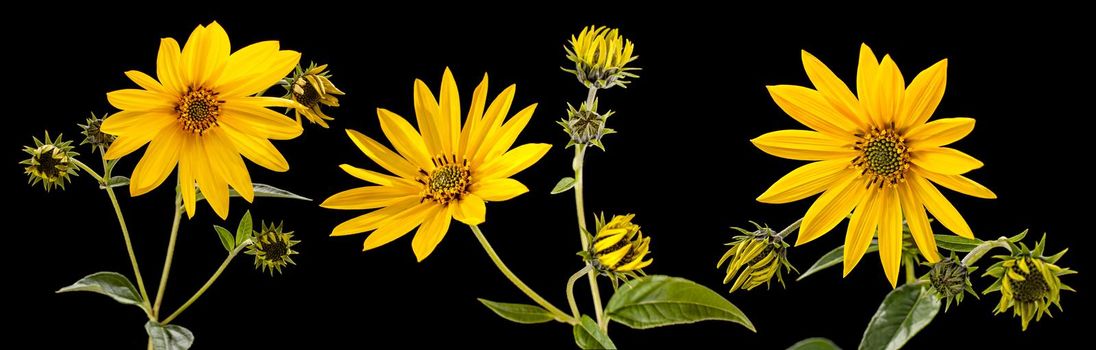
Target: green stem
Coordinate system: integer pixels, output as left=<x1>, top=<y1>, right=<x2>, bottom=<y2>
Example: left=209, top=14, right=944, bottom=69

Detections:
left=70, top=158, right=104, bottom=184
left=100, top=152, right=152, bottom=313
left=469, top=224, right=575, bottom=324
left=567, top=265, right=593, bottom=319
left=152, top=194, right=184, bottom=317
left=573, top=145, right=606, bottom=329
left=904, top=255, right=916, bottom=285
left=585, top=86, right=598, bottom=107
left=961, top=238, right=1012, bottom=266
left=775, top=218, right=804, bottom=239
left=161, top=242, right=247, bottom=325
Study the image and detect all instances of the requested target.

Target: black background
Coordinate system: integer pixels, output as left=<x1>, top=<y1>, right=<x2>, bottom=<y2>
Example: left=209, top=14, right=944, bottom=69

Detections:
left=8, top=6, right=1091, bottom=349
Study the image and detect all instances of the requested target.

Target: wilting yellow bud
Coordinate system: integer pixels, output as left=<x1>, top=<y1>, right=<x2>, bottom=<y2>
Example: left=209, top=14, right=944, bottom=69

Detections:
left=21, top=132, right=79, bottom=192
left=717, top=223, right=795, bottom=293
left=280, top=62, right=345, bottom=128
left=586, top=213, right=652, bottom=288
left=563, top=25, right=640, bottom=89
left=983, top=234, right=1075, bottom=330
left=246, top=221, right=300, bottom=275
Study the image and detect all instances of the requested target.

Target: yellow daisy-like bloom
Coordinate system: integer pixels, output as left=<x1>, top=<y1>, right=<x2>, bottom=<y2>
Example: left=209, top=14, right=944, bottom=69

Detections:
left=101, top=22, right=302, bottom=219
left=753, top=44, right=996, bottom=286
left=563, top=25, right=639, bottom=89
left=322, top=68, right=551, bottom=261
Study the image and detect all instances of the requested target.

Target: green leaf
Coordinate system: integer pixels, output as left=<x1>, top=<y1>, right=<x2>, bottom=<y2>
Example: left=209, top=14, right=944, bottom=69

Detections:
left=1007, top=229, right=1028, bottom=243
left=477, top=298, right=555, bottom=324
left=235, top=210, right=252, bottom=247
left=934, top=235, right=983, bottom=252
left=858, top=284, right=941, bottom=350
left=551, top=177, right=576, bottom=194
left=789, top=338, right=842, bottom=350
left=213, top=225, right=234, bottom=252
left=145, top=322, right=194, bottom=350
left=195, top=183, right=311, bottom=203
left=798, top=244, right=879, bottom=281
left=605, top=275, right=754, bottom=331
left=573, top=315, right=616, bottom=349
left=56, top=271, right=146, bottom=310
left=98, top=176, right=129, bottom=189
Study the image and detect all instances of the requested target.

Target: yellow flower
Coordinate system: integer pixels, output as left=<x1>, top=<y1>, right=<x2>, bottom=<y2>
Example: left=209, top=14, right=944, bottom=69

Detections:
left=246, top=221, right=300, bottom=275
left=280, top=63, right=345, bottom=128
left=21, top=132, right=78, bottom=192
left=101, top=22, right=303, bottom=219
left=586, top=213, right=652, bottom=288
left=322, top=69, right=550, bottom=261
left=753, top=44, right=996, bottom=286
left=563, top=25, right=639, bottom=89
left=983, top=235, right=1075, bottom=331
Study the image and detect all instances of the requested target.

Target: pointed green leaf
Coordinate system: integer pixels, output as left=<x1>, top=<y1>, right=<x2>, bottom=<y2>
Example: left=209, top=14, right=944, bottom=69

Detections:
left=56, top=271, right=146, bottom=311
left=195, top=183, right=311, bottom=203
left=98, top=176, right=129, bottom=189
left=213, top=225, right=234, bottom=252
left=551, top=177, right=576, bottom=194
left=798, top=244, right=879, bottom=281
left=573, top=315, right=615, bottom=349
left=477, top=299, right=556, bottom=324
left=146, top=322, right=194, bottom=350
left=605, top=275, right=754, bottom=331
left=1007, top=229, right=1028, bottom=243
left=934, top=235, right=983, bottom=252
left=235, top=211, right=252, bottom=247
left=789, top=338, right=842, bottom=350
left=858, top=285, right=941, bottom=350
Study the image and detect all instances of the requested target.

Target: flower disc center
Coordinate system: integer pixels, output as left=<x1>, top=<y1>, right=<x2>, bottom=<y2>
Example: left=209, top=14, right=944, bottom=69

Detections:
left=854, top=128, right=910, bottom=187
left=177, top=88, right=223, bottom=134
left=422, top=156, right=471, bottom=204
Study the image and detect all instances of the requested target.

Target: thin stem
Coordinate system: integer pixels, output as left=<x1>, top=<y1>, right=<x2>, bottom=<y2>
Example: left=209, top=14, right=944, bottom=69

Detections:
left=776, top=218, right=804, bottom=239
left=567, top=265, right=594, bottom=319
left=469, top=224, right=575, bottom=324
left=100, top=152, right=152, bottom=312
left=161, top=242, right=247, bottom=325
left=961, top=238, right=1012, bottom=266
left=70, top=158, right=104, bottom=184
left=573, top=145, right=605, bottom=328
left=904, top=255, right=916, bottom=285
left=152, top=194, right=184, bottom=317
left=585, top=86, right=598, bottom=107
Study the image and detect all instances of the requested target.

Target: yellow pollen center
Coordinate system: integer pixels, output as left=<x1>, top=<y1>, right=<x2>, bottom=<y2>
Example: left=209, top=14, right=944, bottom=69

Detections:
left=176, top=88, right=223, bottom=134
left=418, top=155, right=471, bottom=204
left=853, top=128, right=910, bottom=187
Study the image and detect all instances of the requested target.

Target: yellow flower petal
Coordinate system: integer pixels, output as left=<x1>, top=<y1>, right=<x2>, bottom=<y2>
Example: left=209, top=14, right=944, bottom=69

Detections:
left=865, top=55, right=904, bottom=127
left=877, top=187, right=903, bottom=287
left=320, top=186, right=418, bottom=210
left=124, top=70, right=168, bottom=95
left=412, top=205, right=454, bottom=262
left=413, top=79, right=444, bottom=156
left=178, top=136, right=197, bottom=218
left=475, top=104, right=538, bottom=165
left=221, top=102, right=303, bottom=140
left=100, top=110, right=176, bottom=137
left=898, top=59, right=947, bottom=130
left=469, top=84, right=516, bottom=158
left=190, top=136, right=230, bottom=219
left=377, top=108, right=432, bottom=170
left=767, top=85, right=860, bottom=140
left=471, top=178, right=529, bottom=202
left=107, top=89, right=175, bottom=111
left=459, top=74, right=490, bottom=156
left=437, top=67, right=460, bottom=154
left=856, top=43, right=879, bottom=112
left=909, top=172, right=974, bottom=238
left=217, top=50, right=300, bottom=98
left=203, top=129, right=254, bottom=202
left=905, top=117, right=974, bottom=150
left=339, top=164, right=418, bottom=189
left=915, top=165, right=996, bottom=199
left=898, top=183, right=939, bottom=263
left=452, top=194, right=486, bottom=225
left=843, top=187, right=883, bottom=276
left=363, top=202, right=433, bottom=251
left=911, top=147, right=984, bottom=175
left=156, top=38, right=185, bottom=95
left=801, top=50, right=867, bottom=128
left=757, top=158, right=855, bottom=204
left=220, top=123, right=289, bottom=172
left=477, top=143, right=551, bottom=181
left=345, top=129, right=420, bottom=179
left=798, top=174, right=867, bottom=245
left=129, top=127, right=182, bottom=196
left=751, top=129, right=857, bottom=161
left=331, top=197, right=420, bottom=236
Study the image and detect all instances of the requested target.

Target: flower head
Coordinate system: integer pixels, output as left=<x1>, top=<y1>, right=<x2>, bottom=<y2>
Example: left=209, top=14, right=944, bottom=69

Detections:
left=21, top=132, right=79, bottom=192
left=753, top=44, right=996, bottom=286
left=101, top=21, right=303, bottom=219
left=246, top=221, right=299, bottom=275
left=78, top=112, right=116, bottom=152
left=280, top=62, right=345, bottom=128
left=927, top=255, right=976, bottom=311
left=717, top=222, right=795, bottom=293
left=983, top=234, right=1075, bottom=330
left=563, top=26, right=639, bottom=89
left=559, top=100, right=615, bottom=150
left=322, top=69, right=550, bottom=261
left=586, top=213, right=652, bottom=288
